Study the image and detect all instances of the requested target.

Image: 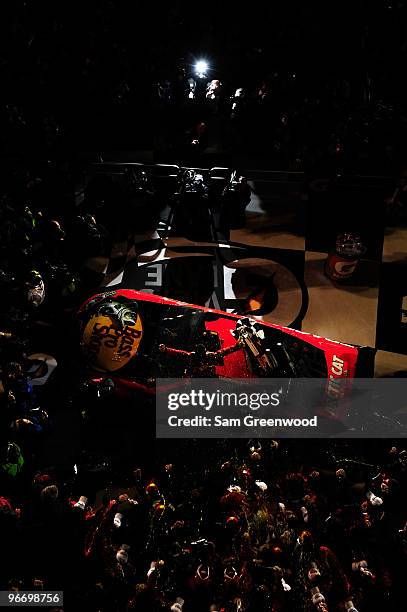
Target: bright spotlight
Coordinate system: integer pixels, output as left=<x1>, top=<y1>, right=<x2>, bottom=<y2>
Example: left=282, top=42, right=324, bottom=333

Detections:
left=195, top=60, right=209, bottom=78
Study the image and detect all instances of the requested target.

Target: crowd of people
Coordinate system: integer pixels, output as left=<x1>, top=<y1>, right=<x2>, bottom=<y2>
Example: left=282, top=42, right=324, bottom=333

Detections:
left=0, top=161, right=155, bottom=606
left=153, top=64, right=407, bottom=175
left=1, top=401, right=407, bottom=612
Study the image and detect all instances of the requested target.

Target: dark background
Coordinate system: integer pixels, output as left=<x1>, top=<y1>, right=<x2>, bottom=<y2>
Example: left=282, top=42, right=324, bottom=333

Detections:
left=1, top=0, right=407, bottom=161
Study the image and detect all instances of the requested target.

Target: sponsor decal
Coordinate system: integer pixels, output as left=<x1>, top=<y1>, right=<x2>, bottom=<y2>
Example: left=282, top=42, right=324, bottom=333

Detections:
left=83, top=314, right=143, bottom=372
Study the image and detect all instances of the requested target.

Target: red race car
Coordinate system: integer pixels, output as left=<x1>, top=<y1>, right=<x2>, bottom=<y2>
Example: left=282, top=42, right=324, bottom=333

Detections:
left=78, top=289, right=365, bottom=396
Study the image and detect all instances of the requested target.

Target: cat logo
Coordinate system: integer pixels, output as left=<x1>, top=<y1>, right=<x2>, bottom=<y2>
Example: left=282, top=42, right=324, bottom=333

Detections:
left=331, top=355, right=345, bottom=377
left=82, top=314, right=143, bottom=372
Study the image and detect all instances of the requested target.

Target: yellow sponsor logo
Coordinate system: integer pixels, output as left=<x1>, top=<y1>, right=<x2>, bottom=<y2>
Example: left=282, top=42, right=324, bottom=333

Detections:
left=83, top=315, right=143, bottom=371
